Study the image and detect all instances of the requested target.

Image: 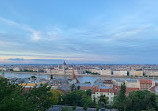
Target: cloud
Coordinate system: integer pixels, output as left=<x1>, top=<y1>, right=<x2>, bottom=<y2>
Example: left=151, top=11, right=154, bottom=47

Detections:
left=32, top=31, right=40, bottom=41
left=5, top=58, right=65, bottom=64
left=8, top=58, right=24, bottom=61
left=111, top=25, right=151, bottom=40
left=0, top=17, right=40, bottom=41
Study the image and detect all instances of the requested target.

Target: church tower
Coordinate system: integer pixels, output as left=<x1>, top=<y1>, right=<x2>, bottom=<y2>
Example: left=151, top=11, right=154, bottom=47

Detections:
left=62, top=61, right=66, bottom=75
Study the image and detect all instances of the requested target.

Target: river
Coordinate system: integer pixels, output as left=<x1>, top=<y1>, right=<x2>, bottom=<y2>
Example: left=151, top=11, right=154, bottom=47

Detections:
left=3, top=72, right=158, bottom=83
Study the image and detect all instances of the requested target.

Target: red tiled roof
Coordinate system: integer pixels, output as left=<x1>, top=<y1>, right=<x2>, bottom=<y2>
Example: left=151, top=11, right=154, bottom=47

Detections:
left=100, top=89, right=111, bottom=92
left=149, top=86, right=156, bottom=93
left=72, top=69, right=76, bottom=79
left=111, top=86, right=139, bottom=95
left=139, top=79, right=152, bottom=84
left=80, top=86, right=93, bottom=90
left=81, top=85, right=140, bottom=95
left=126, top=88, right=139, bottom=94
left=112, top=86, right=121, bottom=95
left=92, top=86, right=99, bottom=94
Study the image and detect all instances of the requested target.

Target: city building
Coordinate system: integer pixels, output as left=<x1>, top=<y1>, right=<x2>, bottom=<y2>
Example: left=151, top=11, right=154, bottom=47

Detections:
left=68, top=69, right=80, bottom=84
left=100, top=69, right=111, bottom=76
left=145, top=70, right=158, bottom=76
left=113, top=71, right=127, bottom=76
left=125, top=79, right=140, bottom=88
left=129, top=70, right=143, bottom=77
left=45, top=62, right=83, bottom=75
left=91, top=86, right=114, bottom=105
left=139, top=79, right=155, bottom=90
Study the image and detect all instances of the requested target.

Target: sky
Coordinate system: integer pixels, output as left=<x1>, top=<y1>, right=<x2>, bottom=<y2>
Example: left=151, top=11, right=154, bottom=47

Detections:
left=0, top=0, right=158, bottom=64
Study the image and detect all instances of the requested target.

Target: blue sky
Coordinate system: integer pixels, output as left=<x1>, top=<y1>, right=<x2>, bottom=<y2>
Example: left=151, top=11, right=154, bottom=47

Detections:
left=0, top=0, right=158, bottom=64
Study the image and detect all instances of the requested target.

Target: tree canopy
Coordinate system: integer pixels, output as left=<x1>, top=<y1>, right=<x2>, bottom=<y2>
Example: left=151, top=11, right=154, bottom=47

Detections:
left=61, top=90, right=95, bottom=108
left=0, top=77, right=52, bottom=111
left=113, top=82, right=158, bottom=111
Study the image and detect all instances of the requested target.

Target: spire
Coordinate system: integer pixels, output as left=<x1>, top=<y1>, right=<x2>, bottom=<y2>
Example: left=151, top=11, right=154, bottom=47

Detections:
left=72, top=69, right=76, bottom=79
left=72, top=69, right=80, bottom=83
left=63, top=61, right=66, bottom=66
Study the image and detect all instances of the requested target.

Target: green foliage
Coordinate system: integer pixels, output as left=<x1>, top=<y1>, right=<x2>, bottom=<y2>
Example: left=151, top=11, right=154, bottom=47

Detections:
left=71, top=84, right=75, bottom=92
left=72, top=106, right=76, bottom=111
left=31, top=76, right=36, bottom=78
left=85, top=70, right=91, bottom=74
left=98, top=95, right=108, bottom=107
left=49, top=89, right=64, bottom=105
left=113, top=83, right=158, bottom=111
left=23, top=69, right=37, bottom=72
left=83, top=105, right=87, bottom=110
left=127, top=90, right=158, bottom=111
left=0, top=77, right=52, bottom=111
left=61, top=90, right=95, bottom=108
left=50, top=75, right=54, bottom=79
left=113, top=82, right=126, bottom=110
left=61, top=106, right=73, bottom=111
left=24, top=84, right=52, bottom=111
left=86, top=89, right=92, bottom=96
left=77, top=85, right=80, bottom=90
left=85, top=70, right=100, bottom=75
left=84, top=82, right=91, bottom=84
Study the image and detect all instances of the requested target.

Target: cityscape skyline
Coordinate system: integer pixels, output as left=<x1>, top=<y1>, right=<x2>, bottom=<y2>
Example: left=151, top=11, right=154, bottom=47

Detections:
left=1, top=0, right=158, bottom=64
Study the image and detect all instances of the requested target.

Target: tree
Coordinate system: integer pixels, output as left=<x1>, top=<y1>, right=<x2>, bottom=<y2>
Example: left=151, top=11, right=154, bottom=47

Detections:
left=50, top=75, right=54, bottom=79
left=86, top=89, right=92, bottom=96
left=0, top=77, right=27, bottom=111
left=61, top=90, right=95, bottom=108
left=77, top=85, right=80, bottom=90
left=72, top=106, right=76, bottom=111
left=0, top=77, right=53, bottom=111
left=49, top=89, right=63, bottom=104
left=83, top=105, right=87, bottom=111
left=127, top=90, right=158, bottom=111
left=98, top=95, right=108, bottom=107
left=31, top=76, right=36, bottom=79
left=113, top=82, right=127, bottom=110
left=61, top=106, right=73, bottom=111
left=24, top=84, right=52, bottom=111
left=71, top=84, right=75, bottom=92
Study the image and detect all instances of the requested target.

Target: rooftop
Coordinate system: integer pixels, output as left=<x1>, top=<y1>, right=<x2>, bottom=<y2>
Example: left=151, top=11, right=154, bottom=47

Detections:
left=139, top=79, right=152, bottom=84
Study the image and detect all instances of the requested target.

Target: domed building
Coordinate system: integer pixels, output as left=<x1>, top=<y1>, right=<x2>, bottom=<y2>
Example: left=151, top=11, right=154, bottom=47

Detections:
left=45, top=61, right=83, bottom=75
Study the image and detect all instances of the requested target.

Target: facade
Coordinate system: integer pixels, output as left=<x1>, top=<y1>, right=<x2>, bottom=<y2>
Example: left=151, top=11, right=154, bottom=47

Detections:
left=112, top=79, right=125, bottom=86
left=45, top=62, right=83, bottom=75
left=84, top=68, right=111, bottom=76
left=102, top=79, right=113, bottom=87
left=139, top=79, right=155, bottom=90
left=13, top=67, right=21, bottom=72
left=145, top=70, right=158, bottom=76
left=129, top=70, right=143, bottom=76
left=100, top=69, right=111, bottom=76
left=92, top=91, right=114, bottom=105
left=125, top=79, right=140, bottom=88
left=113, top=71, right=127, bottom=76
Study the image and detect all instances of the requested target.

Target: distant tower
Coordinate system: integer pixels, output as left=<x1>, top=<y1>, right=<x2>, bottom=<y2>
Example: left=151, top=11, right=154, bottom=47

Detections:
left=72, top=69, right=80, bottom=83
left=62, top=61, right=66, bottom=75
left=72, top=69, right=76, bottom=79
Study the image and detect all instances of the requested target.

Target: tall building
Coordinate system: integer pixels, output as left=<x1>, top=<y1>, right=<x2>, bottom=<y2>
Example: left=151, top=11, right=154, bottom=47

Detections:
left=45, top=61, right=83, bottom=75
